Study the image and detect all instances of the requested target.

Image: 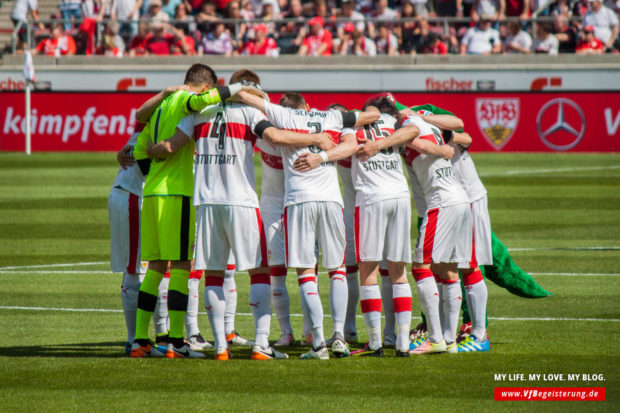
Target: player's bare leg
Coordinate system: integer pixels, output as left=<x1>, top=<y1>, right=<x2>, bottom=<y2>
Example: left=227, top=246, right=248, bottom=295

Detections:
left=351, top=261, right=383, bottom=357
left=388, top=261, right=412, bottom=356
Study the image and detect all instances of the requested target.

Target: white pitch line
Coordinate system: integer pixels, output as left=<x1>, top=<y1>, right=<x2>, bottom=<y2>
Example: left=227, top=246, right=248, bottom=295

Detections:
left=479, top=165, right=620, bottom=177
left=509, top=247, right=620, bottom=252
left=0, top=306, right=619, bottom=322
left=0, top=261, right=108, bottom=271
left=529, top=272, right=619, bottom=276
left=0, top=271, right=111, bottom=274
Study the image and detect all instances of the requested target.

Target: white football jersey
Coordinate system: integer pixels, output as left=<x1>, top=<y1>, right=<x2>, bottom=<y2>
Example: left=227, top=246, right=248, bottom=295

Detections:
left=256, top=139, right=285, bottom=212
left=343, top=113, right=410, bottom=206
left=401, top=153, right=428, bottom=217
left=178, top=103, right=267, bottom=208
left=264, top=102, right=356, bottom=207
left=401, top=115, right=468, bottom=209
left=112, top=125, right=146, bottom=197
left=450, top=144, right=487, bottom=203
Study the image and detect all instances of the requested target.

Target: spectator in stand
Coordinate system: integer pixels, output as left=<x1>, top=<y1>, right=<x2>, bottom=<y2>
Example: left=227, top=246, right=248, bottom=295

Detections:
left=111, top=0, right=143, bottom=44
left=11, top=0, right=45, bottom=51
left=225, top=1, right=247, bottom=51
left=457, top=0, right=476, bottom=18
left=240, top=23, right=279, bottom=56
left=75, top=17, right=97, bottom=55
left=576, top=24, right=606, bottom=53
left=397, top=0, right=420, bottom=55
left=407, top=0, right=428, bottom=17
left=375, top=23, right=399, bottom=55
left=240, top=0, right=255, bottom=19
left=298, top=16, right=333, bottom=56
left=503, top=20, right=532, bottom=53
left=198, top=21, right=233, bottom=55
left=161, top=0, right=181, bottom=18
left=340, top=28, right=377, bottom=56
left=174, top=2, right=196, bottom=34
left=196, top=1, right=220, bottom=32
left=147, top=0, right=170, bottom=22
left=145, top=21, right=174, bottom=54
left=471, top=0, right=506, bottom=23
left=170, top=25, right=196, bottom=54
left=422, top=33, right=449, bottom=54
left=278, top=0, right=307, bottom=54
left=129, top=21, right=151, bottom=55
left=356, top=0, right=374, bottom=15
left=32, top=22, right=77, bottom=56
left=260, top=0, right=282, bottom=34
left=505, top=0, right=530, bottom=20
left=59, top=0, right=83, bottom=30
left=546, top=0, right=573, bottom=17
left=368, top=0, right=399, bottom=38
left=573, top=0, right=591, bottom=17
left=553, top=14, right=579, bottom=52
left=407, top=17, right=432, bottom=55
left=96, top=20, right=126, bottom=57
left=338, top=0, right=365, bottom=34
left=531, top=23, right=559, bottom=54
left=460, top=15, right=501, bottom=54
left=435, top=0, right=458, bottom=17
left=583, top=0, right=619, bottom=51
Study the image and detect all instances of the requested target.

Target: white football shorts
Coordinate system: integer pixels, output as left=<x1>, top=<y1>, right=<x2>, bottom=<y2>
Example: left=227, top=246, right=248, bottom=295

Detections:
left=194, top=204, right=267, bottom=271
left=284, top=201, right=346, bottom=269
left=108, top=187, right=147, bottom=274
left=414, top=202, right=472, bottom=265
left=355, top=198, right=412, bottom=263
left=469, top=195, right=493, bottom=267
left=261, top=207, right=286, bottom=267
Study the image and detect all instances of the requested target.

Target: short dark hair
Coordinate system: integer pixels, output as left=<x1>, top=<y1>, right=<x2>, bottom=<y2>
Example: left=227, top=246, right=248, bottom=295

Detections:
left=229, top=69, right=261, bottom=85
left=279, top=93, right=306, bottom=109
left=364, top=96, right=398, bottom=118
left=184, top=63, right=217, bottom=87
left=327, top=103, right=348, bottom=112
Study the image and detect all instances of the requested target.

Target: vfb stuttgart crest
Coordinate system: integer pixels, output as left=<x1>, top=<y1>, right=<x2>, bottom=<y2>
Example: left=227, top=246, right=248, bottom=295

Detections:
left=475, top=98, right=520, bottom=150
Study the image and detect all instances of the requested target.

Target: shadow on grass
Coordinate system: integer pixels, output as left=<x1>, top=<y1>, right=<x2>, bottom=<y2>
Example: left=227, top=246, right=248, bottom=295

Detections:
left=0, top=342, right=130, bottom=358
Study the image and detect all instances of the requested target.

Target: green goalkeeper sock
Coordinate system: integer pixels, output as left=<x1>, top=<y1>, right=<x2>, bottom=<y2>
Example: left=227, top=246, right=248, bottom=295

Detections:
left=135, top=269, right=164, bottom=341
left=168, top=268, right=190, bottom=343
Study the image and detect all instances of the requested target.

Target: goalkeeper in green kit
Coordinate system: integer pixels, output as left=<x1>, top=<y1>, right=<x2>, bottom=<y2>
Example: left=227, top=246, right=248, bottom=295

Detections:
left=129, top=64, right=247, bottom=358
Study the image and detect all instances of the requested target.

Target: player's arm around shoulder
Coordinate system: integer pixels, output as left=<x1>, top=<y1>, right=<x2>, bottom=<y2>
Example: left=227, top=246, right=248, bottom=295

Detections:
left=419, top=113, right=464, bottom=132
left=450, top=131, right=473, bottom=149
left=409, top=135, right=455, bottom=159
left=357, top=121, right=421, bottom=162
left=146, top=113, right=194, bottom=159
left=135, top=85, right=190, bottom=123
left=257, top=120, right=335, bottom=151
left=293, top=131, right=357, bottom=172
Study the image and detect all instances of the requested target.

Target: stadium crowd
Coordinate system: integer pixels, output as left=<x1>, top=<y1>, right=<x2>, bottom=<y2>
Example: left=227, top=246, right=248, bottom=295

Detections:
left=10, top=0, right=620, bottom=56
left=11, top=0, right=620, bottom=57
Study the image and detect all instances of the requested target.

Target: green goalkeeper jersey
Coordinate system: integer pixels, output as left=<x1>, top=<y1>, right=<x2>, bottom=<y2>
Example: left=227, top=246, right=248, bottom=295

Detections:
left=134, top=87, right=225, bottom=197
left=395, top=101, right=464, bottom=133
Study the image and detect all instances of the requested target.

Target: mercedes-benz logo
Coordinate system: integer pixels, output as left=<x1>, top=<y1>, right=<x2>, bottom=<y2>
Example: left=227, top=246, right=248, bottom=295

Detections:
left=537, top=98, right=586, bottom=151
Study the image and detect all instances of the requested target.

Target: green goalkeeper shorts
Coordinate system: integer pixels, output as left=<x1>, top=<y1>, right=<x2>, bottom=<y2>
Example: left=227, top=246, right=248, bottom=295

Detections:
left=141, top=195, right=195, bottom=261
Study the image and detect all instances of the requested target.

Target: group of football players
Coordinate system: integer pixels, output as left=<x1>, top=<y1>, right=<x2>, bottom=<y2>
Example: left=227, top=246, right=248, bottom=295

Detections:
left=108, top=63, right=549, bottom=360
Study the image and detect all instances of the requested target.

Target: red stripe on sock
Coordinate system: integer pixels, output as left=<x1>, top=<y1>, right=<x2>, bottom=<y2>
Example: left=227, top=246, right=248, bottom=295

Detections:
left=379, top=268, right=389, bottom=277
left=204, top=276, right=224, bottom=287
left=346, top=265, right=358, bottom=273
left=164, top=271, right=171, bottom=279
left=250, top=273, right=270, bottom=285
left=393, top=296, right=413, bottom=313
left=423, top=208, right=439, bottom=264
left=463, top=269, right=484, bottom=286
left=412, top=268, right=433, bottom=282
left=270, top=266, right=287, bottom=276
left=360, top=298, right=382, bottom=313
left=298, top=276, right=316, bottom=286
left=443, top=278, right=460, bottom=284
left=189, top=270, right=203, bottom=280
left=328, top=270, right=346, bottom=279
left=226, top=264, right=236, bottom=271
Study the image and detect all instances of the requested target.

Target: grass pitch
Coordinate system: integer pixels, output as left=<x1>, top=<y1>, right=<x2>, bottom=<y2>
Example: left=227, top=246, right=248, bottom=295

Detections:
left=0, top=152, right=618, bottom=412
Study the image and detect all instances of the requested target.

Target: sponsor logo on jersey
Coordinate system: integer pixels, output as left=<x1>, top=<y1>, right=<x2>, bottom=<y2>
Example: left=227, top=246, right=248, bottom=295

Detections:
left=475, top=98, right=520, bottom=150
left=536, top=98, right=586, bottom=151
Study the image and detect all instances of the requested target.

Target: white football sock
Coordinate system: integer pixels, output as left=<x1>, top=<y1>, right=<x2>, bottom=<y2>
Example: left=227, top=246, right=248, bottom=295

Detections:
left=435, top=276, right=445, bottom=329
left=298, top=274, right=324, bottom=348
left=153, top=275, right=169, bottom=335
left=270, top=267, right=292, bottom=335
left=185, top=277, right=200, bottom=337
left=392, top=283, right=413, bottom=352
left=380, top=272, right=395, bottom=341
left=249, top=274, right=271, bottom=348
left=464, top=271, right=488, bottom=340
left=414, top=270, right=442, bottom=344
left=204, top=280, right=227, bottom=353
left=121, top=271, right=143, bottom=343
left=223, top=267, right=237, bottom=335
left=442, top=280, right=463, bottom=344
left=360, top=285, right=382, bottom=350
left=328, top=267, right=348, bottom=336
left=344, top=266, right=359, bottom=335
